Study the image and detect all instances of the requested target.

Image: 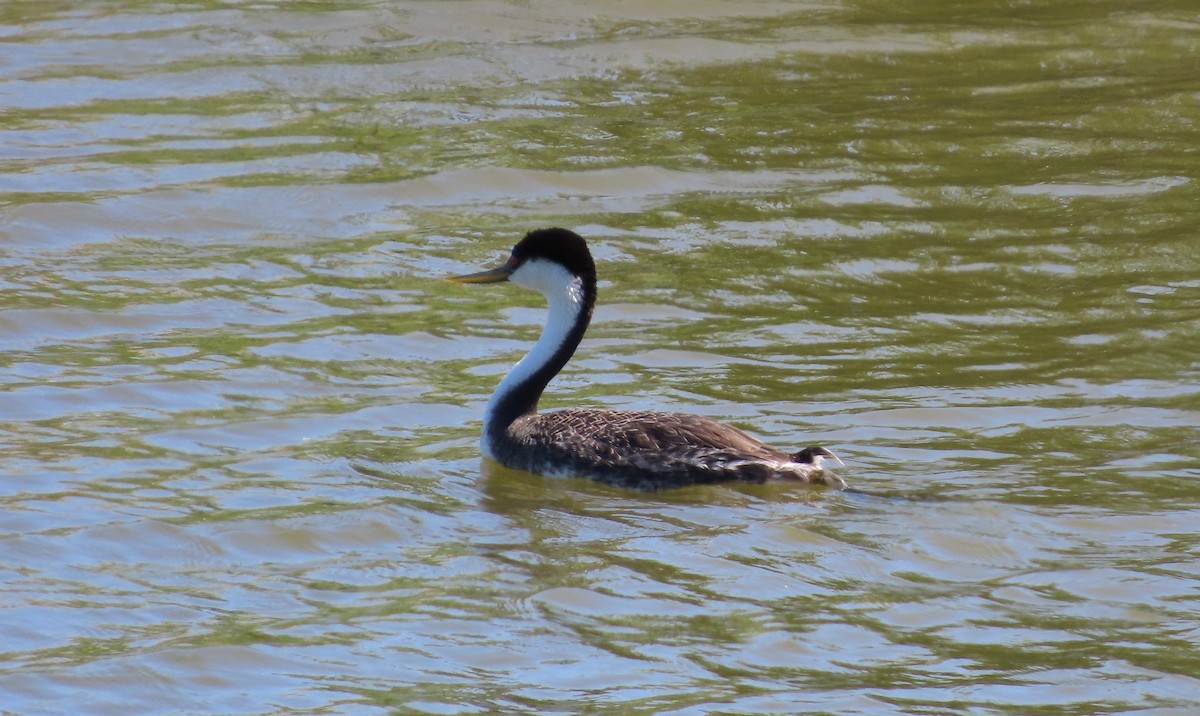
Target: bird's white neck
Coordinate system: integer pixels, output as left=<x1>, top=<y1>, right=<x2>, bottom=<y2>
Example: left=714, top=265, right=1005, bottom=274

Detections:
left=482, top=259, right=592, bottom=458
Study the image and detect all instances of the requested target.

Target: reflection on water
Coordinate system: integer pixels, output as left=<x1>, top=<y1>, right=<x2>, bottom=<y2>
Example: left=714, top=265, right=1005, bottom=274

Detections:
left=2, top=1, right=1199, bottom=713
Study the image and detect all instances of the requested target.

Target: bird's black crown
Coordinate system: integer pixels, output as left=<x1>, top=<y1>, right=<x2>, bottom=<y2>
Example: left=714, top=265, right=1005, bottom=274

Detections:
left=511, top=228, right=596, bottom=283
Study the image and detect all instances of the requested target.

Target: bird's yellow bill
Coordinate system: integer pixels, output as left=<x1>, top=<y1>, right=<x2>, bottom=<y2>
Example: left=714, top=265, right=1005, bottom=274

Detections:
left=446, top=261, right=514, bottom=284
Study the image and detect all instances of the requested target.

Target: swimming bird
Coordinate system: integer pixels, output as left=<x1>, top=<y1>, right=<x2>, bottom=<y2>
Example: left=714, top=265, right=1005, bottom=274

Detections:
left=447, top=228, right=843, bottom=491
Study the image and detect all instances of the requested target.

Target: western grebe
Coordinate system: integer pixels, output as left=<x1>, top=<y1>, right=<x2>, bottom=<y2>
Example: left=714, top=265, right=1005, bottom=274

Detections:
left=448, top=228, right=844, bottom=491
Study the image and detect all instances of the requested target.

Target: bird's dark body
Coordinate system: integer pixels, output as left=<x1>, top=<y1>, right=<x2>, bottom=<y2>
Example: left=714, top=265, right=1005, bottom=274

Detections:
left=493, top=408, right=843, bottom=491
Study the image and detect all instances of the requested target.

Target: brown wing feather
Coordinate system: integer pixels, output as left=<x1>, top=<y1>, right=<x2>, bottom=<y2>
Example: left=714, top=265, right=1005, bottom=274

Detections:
left=500, top=408, right=841, bottom=489
left=522, top=408, right=787, bottom=458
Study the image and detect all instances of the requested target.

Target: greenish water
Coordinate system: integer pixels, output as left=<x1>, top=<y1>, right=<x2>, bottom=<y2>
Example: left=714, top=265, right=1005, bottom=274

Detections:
left=2, top=1, right=1198, bottom=713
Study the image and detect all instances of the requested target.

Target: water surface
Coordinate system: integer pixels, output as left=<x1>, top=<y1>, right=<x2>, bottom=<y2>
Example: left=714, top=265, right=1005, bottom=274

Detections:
left=2, top=1, right=1199, bottom=713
